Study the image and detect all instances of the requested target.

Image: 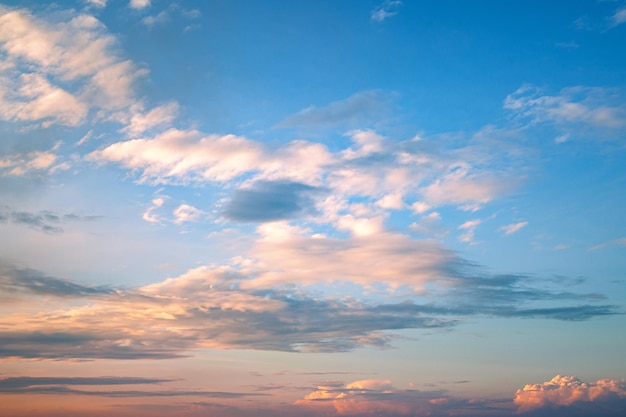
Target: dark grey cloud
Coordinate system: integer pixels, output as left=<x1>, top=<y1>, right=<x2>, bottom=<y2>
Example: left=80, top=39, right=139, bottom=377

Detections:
left=0, top=207, right=101, bottom=233
left=276, top=90, right=392, bottom=128
left=224, top=180, right=325, bottom=222
left=0, top=265, right=115, bottom=297
left=0, top=376, right=172, bottom=390
left=0, top=375, right=264, bottom=398
left=0, top=262, right=618, bottom=360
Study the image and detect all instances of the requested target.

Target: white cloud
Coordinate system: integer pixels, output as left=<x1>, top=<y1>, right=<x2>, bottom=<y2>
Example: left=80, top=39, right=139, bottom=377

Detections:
left=122, top=102, right=179, bottom=137
left=243, top=223, right=455, bottom=291
left=88, top=128, right=265, bottom=184
left=0, top=145, right=65, bottom=177
left=0, top=73, right=88, bottom=126
left=142, top=197, right=164, bottom=223
left=505, top=85, right=626, bottom=129
left=0, top=8, right=145, bottom=127
left=371, top=1, right=403, bottom=23
left=514, top=375, right=626, bottom=413
left=129, top=0, right=151, bottom=9
left=500, top=221, right=528, bottom=236
left=84, top=0, right=107, bottom=7
left=610, top=7, right=626, bottom=27
left=173, top=204, right=205, bottom=224
left=458, top=219, right=481, bottom=244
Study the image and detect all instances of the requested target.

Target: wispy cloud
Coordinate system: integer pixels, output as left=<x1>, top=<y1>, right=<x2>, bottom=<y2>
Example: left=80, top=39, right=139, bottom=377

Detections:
left=276, top=90, right=391, bottom=128
left=610, top=7, right=626, bottom=27
left=505, top=85, right=626, bottom=130
left=371, top=1, right=403, bottom=23
left=0, top=208, right=100, bottom=233
left=500, top=221, right=528, bottom=236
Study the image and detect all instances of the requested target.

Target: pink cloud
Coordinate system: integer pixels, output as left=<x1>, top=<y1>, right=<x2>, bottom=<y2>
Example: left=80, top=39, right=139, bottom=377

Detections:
left=514, top=375, right=626, bottom=413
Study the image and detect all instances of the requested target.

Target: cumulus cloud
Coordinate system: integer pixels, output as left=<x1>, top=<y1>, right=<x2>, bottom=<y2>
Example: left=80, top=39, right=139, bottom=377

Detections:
left=298, top=378, right=502, bottom=416
left=514, top=375, right=626, bottom=414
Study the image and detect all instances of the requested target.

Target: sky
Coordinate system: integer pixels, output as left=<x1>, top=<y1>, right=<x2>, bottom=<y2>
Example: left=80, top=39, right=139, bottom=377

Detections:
left=0, top=0, right=625, bottom=416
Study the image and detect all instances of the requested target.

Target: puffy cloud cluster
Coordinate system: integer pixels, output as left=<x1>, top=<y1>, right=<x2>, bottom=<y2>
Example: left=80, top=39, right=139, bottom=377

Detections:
left=514, top=375, right=626, bottom=413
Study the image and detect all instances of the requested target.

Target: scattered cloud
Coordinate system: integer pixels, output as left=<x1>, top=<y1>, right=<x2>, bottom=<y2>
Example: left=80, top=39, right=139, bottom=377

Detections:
left=458, top=219, right=481, bottom=244
left=0, top=8, right=146, bottom=127
left=500, top=221, right=528, bottom=236
left=371, top=1, right=403, bottom=23
left=0, top=148, right=64, bottom=177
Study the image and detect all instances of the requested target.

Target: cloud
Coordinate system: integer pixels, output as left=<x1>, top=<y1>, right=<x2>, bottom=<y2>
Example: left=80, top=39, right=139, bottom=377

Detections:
left=515, top=375, right=626, bottom=415
left=610, top=7, right=626, bottom=27
left=0, top=208, right=100, bottom=233
left=0, top=374, right=263, bottom=398
left=505, top=85, right=626, bottom=130
left=500, top=221, right=528, bottom=236
left=122, top=102, right=178, bottom=137
left=371, top=1, right=403, bottom=23
left=0, top=148, right=64, bottom=177
left=224, top=181, right=324, bottom=222
left=173, top=203, right=205, bottom=224
left=458, top=219, right=481, bottom=244
left=88, top=128, right=265, bottom=184
left=298, top=378, right=506, bottom=416
left=129, top=0, right=151, bottom=10
left=276, top=90, right=391, bottom=128
left=0, top=376, right=171, bottom=391
left=0, top=254, right=616, bottom=360
left=0, top=265, right=115, bottom=298
left=0, top=7, right=146, bottom=127
left=142, top=197, right=165, bottom=223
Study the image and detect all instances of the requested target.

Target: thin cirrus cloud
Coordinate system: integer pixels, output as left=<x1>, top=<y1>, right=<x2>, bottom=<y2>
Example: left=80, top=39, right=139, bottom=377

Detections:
left=0, top=208, right=101, bottom=233
left=504, top=85, right=626, bottom=130
left=370, top=1, right=403, bottom=23
left=275, top=90, right=392, bottom=128
left=500, top=221, right=528, bottom=236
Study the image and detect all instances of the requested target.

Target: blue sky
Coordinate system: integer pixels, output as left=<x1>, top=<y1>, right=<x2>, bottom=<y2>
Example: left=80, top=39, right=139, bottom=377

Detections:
left=0, top=1, right=625, bottom=416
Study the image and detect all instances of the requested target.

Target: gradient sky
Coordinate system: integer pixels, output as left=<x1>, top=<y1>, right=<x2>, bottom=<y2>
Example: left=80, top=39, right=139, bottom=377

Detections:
left=1, top=1, right=625, bottom=416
